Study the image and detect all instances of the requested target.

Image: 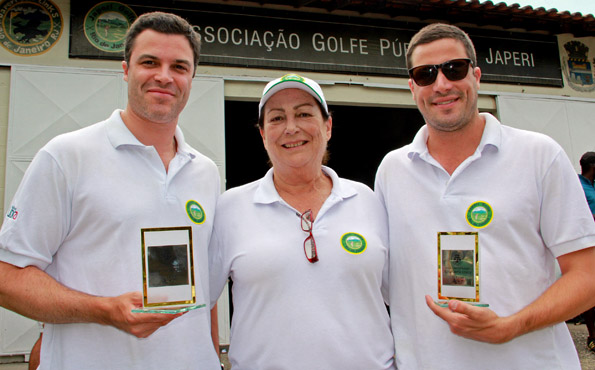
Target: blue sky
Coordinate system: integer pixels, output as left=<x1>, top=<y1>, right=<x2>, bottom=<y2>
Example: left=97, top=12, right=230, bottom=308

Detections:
left=490, top=1, right=594, bottom=15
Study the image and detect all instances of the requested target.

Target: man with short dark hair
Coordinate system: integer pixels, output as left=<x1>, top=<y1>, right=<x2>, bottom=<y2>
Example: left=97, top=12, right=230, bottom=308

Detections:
left=0, top=12, right=221, bottom=369
left=376, top=23, right=595, bottom=369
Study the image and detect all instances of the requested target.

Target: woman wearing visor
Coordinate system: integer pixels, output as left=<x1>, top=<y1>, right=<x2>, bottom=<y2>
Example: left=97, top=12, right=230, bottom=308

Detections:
left=209, top=74, right=395, bottom=369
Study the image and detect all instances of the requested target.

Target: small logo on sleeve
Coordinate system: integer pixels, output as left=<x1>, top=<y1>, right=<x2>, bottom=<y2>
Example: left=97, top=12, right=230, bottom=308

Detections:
left=6, top=206, right=18, bottom=220
left=186, top=200, right=205, bottom=224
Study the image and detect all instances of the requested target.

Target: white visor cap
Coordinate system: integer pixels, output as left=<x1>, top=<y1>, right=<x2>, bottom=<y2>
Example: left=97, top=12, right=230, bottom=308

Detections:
left=258, top=74, right=328, bottom=118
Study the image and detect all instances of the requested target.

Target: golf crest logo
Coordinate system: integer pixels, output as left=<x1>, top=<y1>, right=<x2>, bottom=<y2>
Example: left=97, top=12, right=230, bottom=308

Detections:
left=186, top=200, right=205, bottom=224
left=0, top=0, right=63, bottom=56
left=466, top=201, right=493, bottom=229
left=83, top=1, right=136, bottom=53
left=340, top=232, right=367, bottom=255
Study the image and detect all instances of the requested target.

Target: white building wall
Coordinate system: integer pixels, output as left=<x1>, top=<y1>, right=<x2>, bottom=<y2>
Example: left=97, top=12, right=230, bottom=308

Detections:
left=0, top=0, right=594, bottom=359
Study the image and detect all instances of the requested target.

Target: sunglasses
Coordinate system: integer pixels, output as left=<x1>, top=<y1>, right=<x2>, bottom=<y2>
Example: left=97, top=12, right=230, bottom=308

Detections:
left=300, top=209, right=318, bottom=263
left=408, top=58, right=473, bottom=87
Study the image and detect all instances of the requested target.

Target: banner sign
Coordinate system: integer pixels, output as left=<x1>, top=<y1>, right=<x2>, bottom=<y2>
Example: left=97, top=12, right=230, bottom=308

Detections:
left=69, top=1, right=562, bottom=87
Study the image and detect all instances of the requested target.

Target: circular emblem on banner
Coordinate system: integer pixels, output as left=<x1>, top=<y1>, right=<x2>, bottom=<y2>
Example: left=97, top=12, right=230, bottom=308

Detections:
left=466, top=201, right=493, bottom=228
left=186, top=200, right=206, bottom=224
left=340, top=232, right=367, bottom=254
left=83, top=1, right=136, bottom=53
left=0, top=0, right=63, bottom=56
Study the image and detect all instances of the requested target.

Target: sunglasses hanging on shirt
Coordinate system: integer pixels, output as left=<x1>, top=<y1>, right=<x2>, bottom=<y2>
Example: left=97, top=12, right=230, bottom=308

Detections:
left=300, top=209, right=319, bottom=263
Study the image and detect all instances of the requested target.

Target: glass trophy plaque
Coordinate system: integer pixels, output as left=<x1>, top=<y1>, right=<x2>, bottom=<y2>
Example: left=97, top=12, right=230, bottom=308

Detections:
left=437, top=232, right=488, bottom=307
left=132, top=226, right=205, bottom=314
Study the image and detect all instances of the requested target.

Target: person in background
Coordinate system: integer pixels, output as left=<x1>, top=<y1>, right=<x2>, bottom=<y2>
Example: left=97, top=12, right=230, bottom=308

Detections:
left=209, top=74, right=395, bottom=370
left=375, top=23, right=595, bottom=369
left=0, top=12, right=221, bottom=370
left=578, top=151, right=595, bottom=352
left=579, top=151, right=595, bottom=214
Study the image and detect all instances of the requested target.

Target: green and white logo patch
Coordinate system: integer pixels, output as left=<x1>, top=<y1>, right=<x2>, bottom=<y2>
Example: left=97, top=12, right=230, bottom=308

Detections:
left=186, top=200, right=205, bottom=224
left=341, top=232, right=367, bottom=254
left=466, top=201, right=493, bottom=228
left=83, top=1, right=136, bottom=53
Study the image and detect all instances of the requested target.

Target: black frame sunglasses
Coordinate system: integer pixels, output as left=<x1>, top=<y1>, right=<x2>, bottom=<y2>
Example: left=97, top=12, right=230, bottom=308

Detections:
left=408, top=58, right=473, bottom=87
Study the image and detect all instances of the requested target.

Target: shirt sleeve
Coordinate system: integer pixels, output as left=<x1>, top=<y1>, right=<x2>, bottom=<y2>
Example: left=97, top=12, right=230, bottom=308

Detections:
left=0, top=149, right=71, bottom=269
left=541, top=150, right=595, bottom=257
left=208, top=213, right=230, bottom=309
left=374, top=158, right=390, bottom=304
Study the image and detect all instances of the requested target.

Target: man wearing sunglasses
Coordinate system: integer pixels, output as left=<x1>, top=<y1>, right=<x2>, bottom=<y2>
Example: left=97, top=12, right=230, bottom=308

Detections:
left=375, top=23, right=595, bottom=369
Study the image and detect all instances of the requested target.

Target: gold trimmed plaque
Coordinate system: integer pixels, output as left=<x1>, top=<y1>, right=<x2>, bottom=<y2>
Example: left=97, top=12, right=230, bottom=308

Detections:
left=132, top=226, right=204, bottom=314
left=437, top=232, right=488, bottom=307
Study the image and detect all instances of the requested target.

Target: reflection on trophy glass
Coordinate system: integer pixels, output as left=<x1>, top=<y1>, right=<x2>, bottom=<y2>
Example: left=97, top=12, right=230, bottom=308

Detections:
left=147, top=244, right=189, bottom=287
left=442, top=250, right=474, bottom=287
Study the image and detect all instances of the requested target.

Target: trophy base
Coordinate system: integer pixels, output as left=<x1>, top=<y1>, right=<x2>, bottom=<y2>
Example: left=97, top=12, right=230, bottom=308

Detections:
left=132, top=303, right=205, bottom=314
left=436, top=300, right=489, bottom=308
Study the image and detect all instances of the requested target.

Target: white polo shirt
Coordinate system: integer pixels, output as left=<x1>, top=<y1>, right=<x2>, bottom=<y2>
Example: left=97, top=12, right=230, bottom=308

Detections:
left=209, top=166, right=396, bottom=370
left=0, top=110, right=221, bottom=370
left=375, top=113, right=595, bottom=370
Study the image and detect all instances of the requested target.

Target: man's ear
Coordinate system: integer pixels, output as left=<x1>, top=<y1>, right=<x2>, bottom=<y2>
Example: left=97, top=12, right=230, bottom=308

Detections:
left=122, top=61, right=129, bottom=82
left=473, top=66, right=481, bottom=88
left=408, top=79, right=416, bottom=101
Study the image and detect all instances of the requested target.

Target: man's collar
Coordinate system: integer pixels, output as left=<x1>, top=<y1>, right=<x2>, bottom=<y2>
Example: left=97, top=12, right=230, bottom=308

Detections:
left=408, top=113, right=501, bottom=160
left=579, top=174, right=595, bottom=185
left=106, top=109, right=195, bottom=159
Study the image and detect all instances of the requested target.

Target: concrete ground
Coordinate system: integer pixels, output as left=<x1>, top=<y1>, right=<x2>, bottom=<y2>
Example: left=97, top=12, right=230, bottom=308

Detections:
left=1, top=325, right=593, bottom=369
left=568, top=321, right=595, bottom=370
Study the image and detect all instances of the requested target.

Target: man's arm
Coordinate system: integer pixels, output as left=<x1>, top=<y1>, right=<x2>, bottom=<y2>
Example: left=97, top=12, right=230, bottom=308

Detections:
left=425, top=246, right=595, bottom=344
left=0, top=261, right=182, bottom=338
